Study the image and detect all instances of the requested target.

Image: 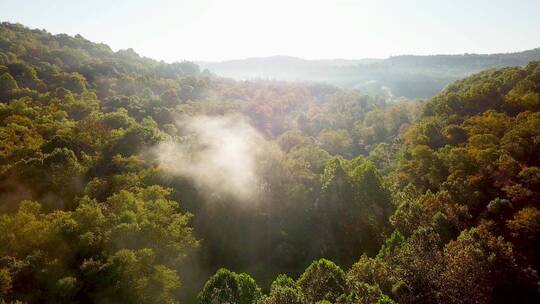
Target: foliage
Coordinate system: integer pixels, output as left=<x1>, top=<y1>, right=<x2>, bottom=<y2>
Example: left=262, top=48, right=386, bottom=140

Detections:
left=197, top=269, right=261, bottom=304
left=1, top=22, right=540, bottom=303
left=297, top=259, right=346, bottom=303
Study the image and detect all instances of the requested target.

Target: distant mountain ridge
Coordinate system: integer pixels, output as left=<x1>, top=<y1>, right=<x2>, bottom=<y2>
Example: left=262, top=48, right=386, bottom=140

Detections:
left=198, top=55, right=379, bottom=68
left=199, top=48, right=540, bottom=99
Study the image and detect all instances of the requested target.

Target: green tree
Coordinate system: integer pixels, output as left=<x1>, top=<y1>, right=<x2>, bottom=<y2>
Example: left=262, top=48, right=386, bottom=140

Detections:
left=0, top=72, right=18, bottom=99
left=263, top=274, right=306, bottom=304
left=297, top=259, right=346, bottom=303
left=198, top=269, right=261, bottom=304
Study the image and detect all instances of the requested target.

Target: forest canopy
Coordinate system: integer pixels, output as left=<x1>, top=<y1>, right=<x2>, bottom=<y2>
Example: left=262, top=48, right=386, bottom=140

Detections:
left=0, top=22, right=539, bottom=304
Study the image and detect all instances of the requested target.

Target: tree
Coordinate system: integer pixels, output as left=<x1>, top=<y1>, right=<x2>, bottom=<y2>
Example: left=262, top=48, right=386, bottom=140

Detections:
left=507, top=207, right=540, bottom=269
left=263, top=274, right=306, bottom=304
left=318, top=157, right=392, bottom=264
left=318, top=129, right=353, bottom=155
left=278, top=129, right=308, bottom=152
left=390, top=190, right=432, bottom=237
left=442, top=222, right=538, bottom=304
left=0, top=186, right=198, bottom=303
left=388, top=228, right=444, bottom=304
left=0, top=72, right=18, bottom=99
left=336, top=283, right=396, bottom=304
left=83, top=249, right=181, bottom=304
left=197, top=269, right=261, bottom=304
left=297, top=259, right=346, bottom=303
left=348, top=255, right=394, bottom=296
left=0, top=267, right=12, bottom=297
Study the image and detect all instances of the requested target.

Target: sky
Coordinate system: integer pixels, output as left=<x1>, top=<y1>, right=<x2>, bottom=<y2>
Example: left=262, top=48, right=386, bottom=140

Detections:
left=1, top=0, right=539, bottom=62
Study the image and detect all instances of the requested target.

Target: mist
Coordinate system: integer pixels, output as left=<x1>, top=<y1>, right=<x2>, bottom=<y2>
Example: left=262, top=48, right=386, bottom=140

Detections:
left=152, top=115, right=271, bottom=202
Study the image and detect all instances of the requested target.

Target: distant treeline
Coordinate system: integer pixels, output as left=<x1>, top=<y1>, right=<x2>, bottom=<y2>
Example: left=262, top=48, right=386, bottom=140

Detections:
left=200, top=48, right=540, bottom=99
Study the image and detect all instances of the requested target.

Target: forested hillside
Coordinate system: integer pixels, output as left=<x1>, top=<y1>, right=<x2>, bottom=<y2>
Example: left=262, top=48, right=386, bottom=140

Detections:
left=0, top=22, right=539, bottom=304
left=200, top=48, right=540, bottom=99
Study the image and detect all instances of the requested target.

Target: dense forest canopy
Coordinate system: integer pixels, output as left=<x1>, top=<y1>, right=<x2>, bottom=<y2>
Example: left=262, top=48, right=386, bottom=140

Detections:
left=0, top=22, right=539, bottom=304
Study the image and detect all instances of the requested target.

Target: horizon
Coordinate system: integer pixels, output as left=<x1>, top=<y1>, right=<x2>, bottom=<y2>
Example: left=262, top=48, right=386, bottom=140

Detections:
left=2, top=21, right=539, bottom=64
left=195, top=48, right=540, bottom=64
left=1, top=0, right=539, bottom=62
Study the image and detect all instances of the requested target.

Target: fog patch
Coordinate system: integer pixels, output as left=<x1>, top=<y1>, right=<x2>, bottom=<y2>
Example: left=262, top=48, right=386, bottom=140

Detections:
left=152, top=115, right=271, bottom=202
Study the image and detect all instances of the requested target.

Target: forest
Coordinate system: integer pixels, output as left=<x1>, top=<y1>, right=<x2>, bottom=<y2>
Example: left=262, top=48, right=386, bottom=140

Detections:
left=199, top=48, right=540, bottom=99
left=0, top=22, right=539, bottom=304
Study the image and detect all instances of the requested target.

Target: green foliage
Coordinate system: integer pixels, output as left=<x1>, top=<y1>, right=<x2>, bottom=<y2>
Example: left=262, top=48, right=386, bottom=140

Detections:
left=318, top=157, right=393, bottom=264
left=197, top=269, right=261, bottom=304
left=297, top=259, right=346, bottom=303
left=376, top=231, right=405, bottom=260
left=262, top=275, right=306, bottom=304
left=0, top=72, right=18, bottom=97
left=347, top=255, right=394, bottom=297
left=0, top=186, right=197, bottom=303
left=318, top=129, right=353, bottom=156
left=336, top=283, right=394, bottom=304
left=387, top=228, right=445, bottom=303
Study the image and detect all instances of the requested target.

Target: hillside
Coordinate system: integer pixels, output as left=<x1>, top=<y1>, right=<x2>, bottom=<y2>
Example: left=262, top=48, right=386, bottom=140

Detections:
left=0, top=22, right=539, bottom=304
left=200, top=48, right=540, bottom=99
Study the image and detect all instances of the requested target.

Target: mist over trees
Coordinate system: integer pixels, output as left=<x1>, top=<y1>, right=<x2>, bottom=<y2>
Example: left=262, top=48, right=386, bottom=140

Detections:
left=0, top=22, right=539, bottom=304
left=199, top=49, right=540, bottom=99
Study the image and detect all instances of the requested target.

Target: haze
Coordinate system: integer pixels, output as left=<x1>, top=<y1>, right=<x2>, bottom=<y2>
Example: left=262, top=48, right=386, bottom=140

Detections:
left=1, top=0, right=539, bottom=62
left=151, top=115, right=273, bottom=202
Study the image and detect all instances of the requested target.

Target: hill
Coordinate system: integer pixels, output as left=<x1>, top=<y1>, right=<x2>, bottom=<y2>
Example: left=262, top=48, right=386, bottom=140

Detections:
left=200, top=48, right=540, bottom=99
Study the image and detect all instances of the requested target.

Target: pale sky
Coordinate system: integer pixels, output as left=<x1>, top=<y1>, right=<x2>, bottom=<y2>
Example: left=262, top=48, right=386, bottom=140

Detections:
left=1, top=0, right=539, bottom=62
